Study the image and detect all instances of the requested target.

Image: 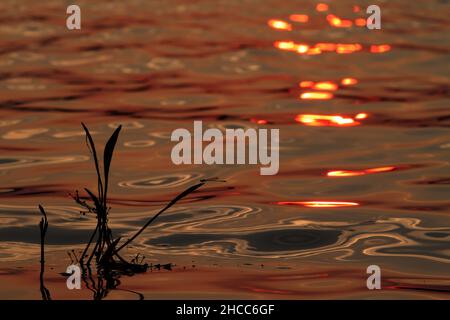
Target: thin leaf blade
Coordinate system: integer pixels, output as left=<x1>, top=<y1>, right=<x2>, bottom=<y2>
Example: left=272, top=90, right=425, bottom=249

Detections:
left=81, top=122, right=104, bottom=201
left=103, top=125, right=121, bottom=204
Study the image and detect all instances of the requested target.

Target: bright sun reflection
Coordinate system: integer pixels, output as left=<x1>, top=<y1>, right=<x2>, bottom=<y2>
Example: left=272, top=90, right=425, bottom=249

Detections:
left=295, top=113, right=368, bottom=127
left=297, top=44, right=310, bottom=53
left=315, top=43, right=336, bottom=51
left=299, top=81, right=314, bottom=88
left=370, top=44, right=392, bottom=53
left=313, top=81, right=338, bottom=91
left=327, top=166, right=395, bottom=177
left=341, top=78, right=358, bottom=85
left=274, top=41, right=296, bottom=50
left=274, top=39, right=389, bottom=56
left=277, top=201, right=359, bottom=208
left=355, top=113, right=367, bottom=119
left=300, top=92, right=333, bottom=100
left=269, top=5, right=391, bottom=56
left=327, top=14, right=353, bottom=28
left=268, top=19, right=292, bottom=31
left=336, top=43, right=362, bottom=54
left=298, top=78, right=360, bottom=100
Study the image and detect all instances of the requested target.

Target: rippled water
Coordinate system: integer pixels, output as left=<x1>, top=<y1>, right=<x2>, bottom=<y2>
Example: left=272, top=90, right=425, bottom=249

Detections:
left=0, top=0, right=449, bottom=299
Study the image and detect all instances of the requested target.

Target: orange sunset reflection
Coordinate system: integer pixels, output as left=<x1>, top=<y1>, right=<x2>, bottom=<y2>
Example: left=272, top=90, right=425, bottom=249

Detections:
left=315, top=3, right=329, bottom=12
left=327, top=14, right=353, bottom=28
left=370, top=44, right=392, bottom=53
left=268, top=19, right=292, bottom=31
left=289, top=14, right=309, bottom=23
left=312, top=81, right=338, bottom=91
left=327, top=166, right=396, bottom=177
left=277, top=201, right=360, bottom=208
left=341, top=77, right=358, bottom=86
left=300, top=92, right=333, bottom=100
left=295, top=113, right=368, bottom=127
left=273, top=41, right=389, bottom=56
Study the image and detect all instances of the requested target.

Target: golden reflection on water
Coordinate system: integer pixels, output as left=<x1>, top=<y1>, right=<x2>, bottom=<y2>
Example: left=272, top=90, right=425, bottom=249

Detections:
left=327, top=166, right=396, bottom=177
left=277, top=201, right=360, bottom=208
left=0, top=0, right=449, bottom=299
left=295, top=113, right=366, bottom=126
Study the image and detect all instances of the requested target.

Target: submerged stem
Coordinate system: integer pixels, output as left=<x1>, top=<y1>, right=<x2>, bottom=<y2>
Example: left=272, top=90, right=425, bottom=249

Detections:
left=38, top=205, right=51, bottom=300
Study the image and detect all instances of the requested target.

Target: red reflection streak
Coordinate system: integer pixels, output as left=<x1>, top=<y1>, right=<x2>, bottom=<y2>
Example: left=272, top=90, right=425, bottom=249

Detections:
left=295, top=114, right=365, bottom=127
left=306, top=47, right=322, bottom=55
left=300, top=92, right=333, bottom=100
left=289, top=14, right=309, bottom=23
left=355, top=18, right=366, bottom=27
left=297, top=78, right=359, bottom=104
left=327, top=14, right=353, bottom=28
left=355, top=113, right=367, bottom=119
left=315, top=43, right=336, bottom=52
left=274, top=40, right=389, bottom=56
left=274, top=41, right=297, bottom=51
left=336, top=43, right=362, bottom=54
left=341, top=77, right=358, bottom=86
left=327, top=166, right=396, bottom=177
left=250, top=118, right=268, bottom=125
left=268, top=19, right=292, bottom=31
left=312, top=81, right=338, bottom=91
left=299, top=81, right=314, bottom=88
left=353, top=5, right=361, bottom=13
left=299, top=79, right=355, bottom=92
left=327, top=170, right=365, bottom=177
left=366, top=166, right=396, bottom=173
left=241, top=286, right=291, bottom=294
left=277, top=201, right=359, bottom=208
left=370, top=44, right=392, bottom=53
left=316, top=3, right=329, bottom=12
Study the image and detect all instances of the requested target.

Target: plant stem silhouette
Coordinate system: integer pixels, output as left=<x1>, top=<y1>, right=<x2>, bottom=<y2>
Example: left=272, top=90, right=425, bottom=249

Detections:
left=38, top=205, right=51, bottom=300
left=37, top=123, right=221, bottom=299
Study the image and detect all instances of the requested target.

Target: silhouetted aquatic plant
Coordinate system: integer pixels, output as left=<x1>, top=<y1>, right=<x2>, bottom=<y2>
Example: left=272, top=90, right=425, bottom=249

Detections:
left=76, top=122, right=126, bottom=267
left=38, top=123, right=220, bottom=299
left=75, top=123, right=216, bottom=270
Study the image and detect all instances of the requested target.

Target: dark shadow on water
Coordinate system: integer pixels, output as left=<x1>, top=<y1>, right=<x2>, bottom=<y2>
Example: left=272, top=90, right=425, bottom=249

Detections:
left=147, top=228, right=341, bottom=252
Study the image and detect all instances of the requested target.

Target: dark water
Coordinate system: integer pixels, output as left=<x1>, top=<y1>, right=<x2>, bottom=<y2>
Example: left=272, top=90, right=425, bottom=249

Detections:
left=0, top=0, right=449, bottom=299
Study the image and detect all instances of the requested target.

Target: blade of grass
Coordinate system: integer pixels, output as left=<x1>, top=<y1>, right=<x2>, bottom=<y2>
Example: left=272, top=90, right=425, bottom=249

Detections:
left=81, top=122, right=104, bottom=203
left=84, top=188, right=102, bottom=211
left=103, top=125, right=122, bottom=208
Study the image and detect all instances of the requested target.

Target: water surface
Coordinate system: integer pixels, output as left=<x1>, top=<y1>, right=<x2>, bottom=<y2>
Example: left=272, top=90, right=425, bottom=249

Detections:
left=0, top=0, right=449, bottom=299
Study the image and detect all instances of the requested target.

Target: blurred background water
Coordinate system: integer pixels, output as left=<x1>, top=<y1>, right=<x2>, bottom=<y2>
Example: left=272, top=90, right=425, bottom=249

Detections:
left=0, top=0, right=449, bottom=299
